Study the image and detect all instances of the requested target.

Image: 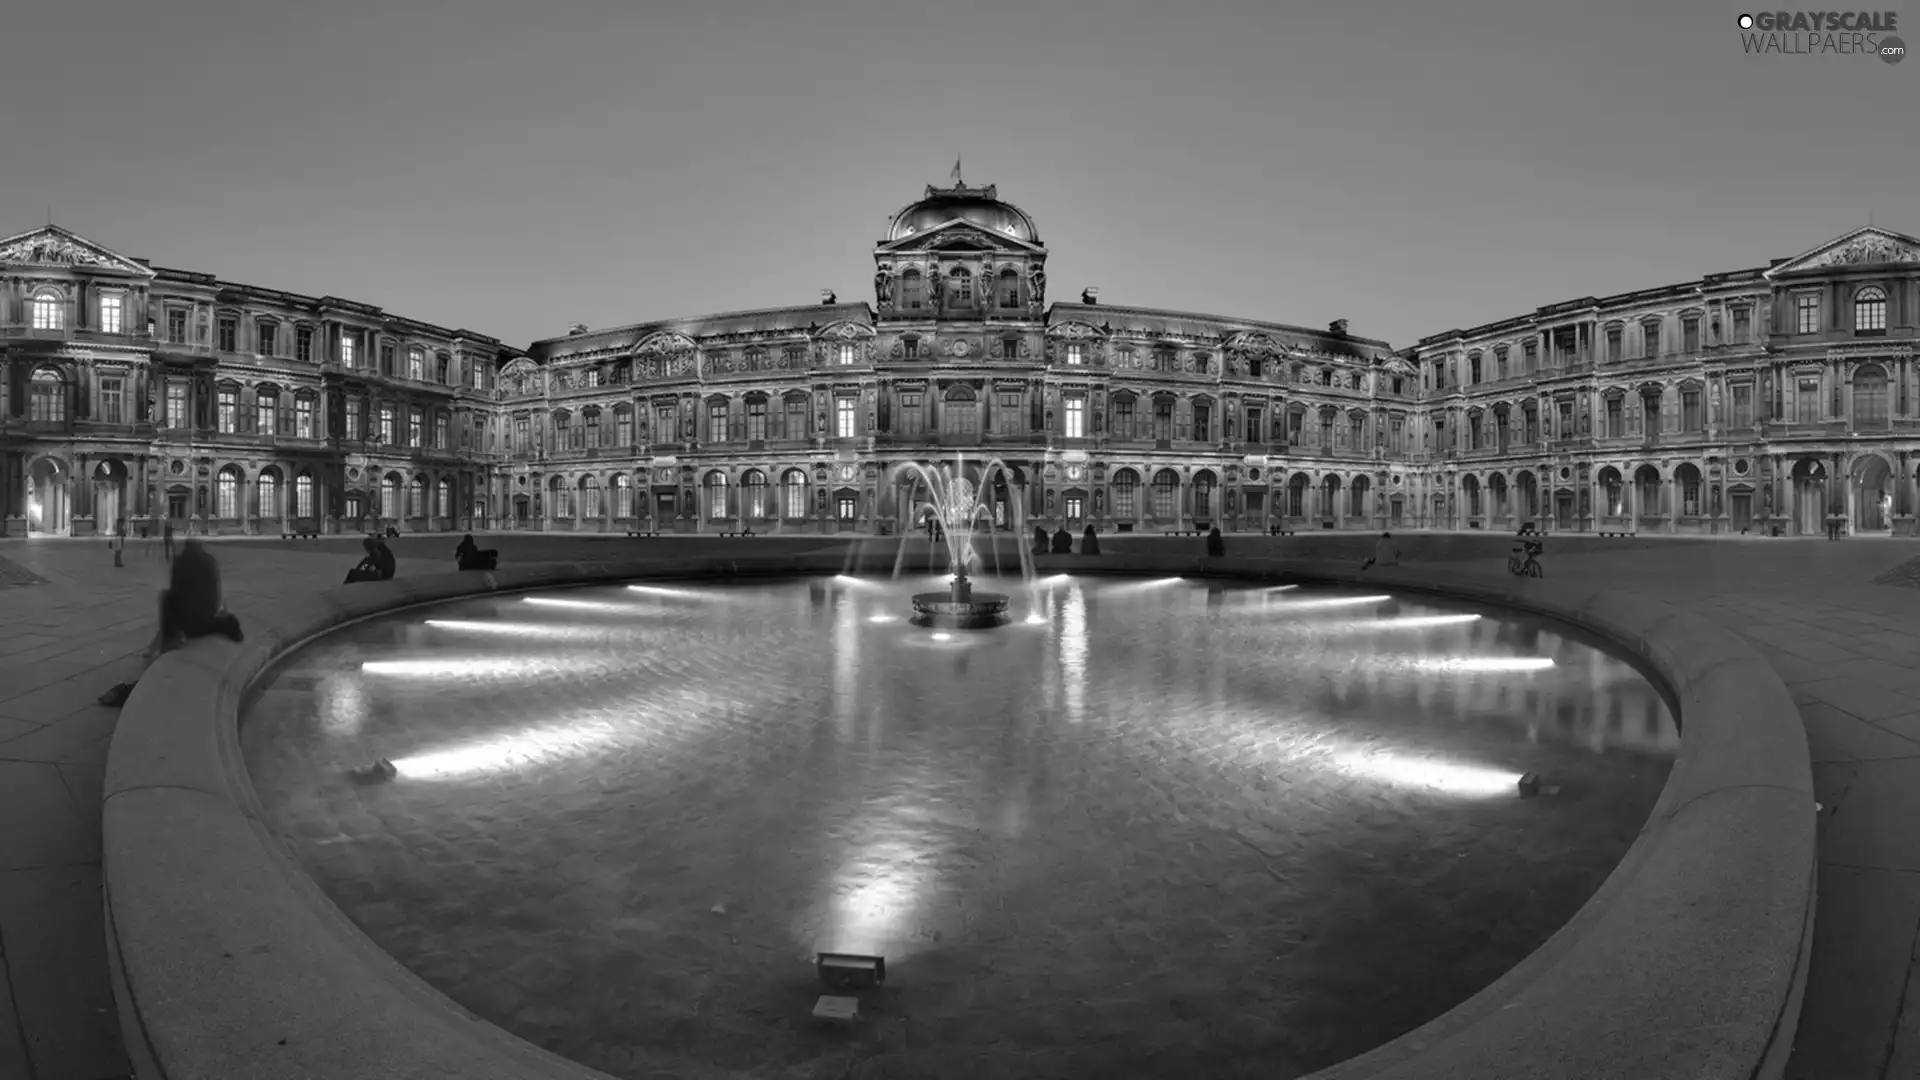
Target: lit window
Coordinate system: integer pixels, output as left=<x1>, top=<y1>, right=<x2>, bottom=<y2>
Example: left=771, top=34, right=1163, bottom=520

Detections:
left=295, top=397, right=314, bottom=438
left=1065, top=342, right=1084, bottom=365
left=1064, top=398, right=1085, bottom=438
left=165, top=383, right=189, bottom=428
left=217, top=388, right=237, bottom=432
left=258, top=472, right=280, bottom=521
left=295, top=473, right=315, bottom=517
left=783, top=470, right=806, bottom=517
left=99, top=294, right=123, bottom=334
left=30, top=293, right=61, bottom=330
left=1855, top=287, right=1888, bottom=333
left=409, top=348, right=425, bottom=380
left=838, top=341, right=858, bottom=365
left=379, top=405, right=395, bottom=444
left=256, top=393, right=277, bottom=435
left=408, top=407, right=424, bottom=447
left=28, top=368, right=66, bottom=422
left=215, top=468, right=241, bottom=519
left=100, top=377, right=123, bottom=423
left=836, top=398, right=858, bottom=438
left=342, top=333, right=358, bottom=367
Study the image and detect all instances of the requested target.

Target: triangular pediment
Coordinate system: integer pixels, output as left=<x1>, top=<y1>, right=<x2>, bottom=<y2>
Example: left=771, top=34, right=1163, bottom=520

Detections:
left=0, top=225, right=155, bottom=276
left=1766, top=226, right=1920, bottom=277
left=876, top=219, right=1040, bottom=255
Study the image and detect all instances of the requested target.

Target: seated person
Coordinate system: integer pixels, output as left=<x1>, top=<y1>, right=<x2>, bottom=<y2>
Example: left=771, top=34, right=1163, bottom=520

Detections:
left=1205, top=525, right=1225, bottom=557
left=1032, top=525, right=1050, bottom=555
left=1080, top=525, right=1101, bottom=555
left=346, top=536, right=395, bottom=583
left=1050, top=526, right=1074, bottom=554
left=99, top=541, right=243, bottom=707
left=454, top=534, right=499, bottom=571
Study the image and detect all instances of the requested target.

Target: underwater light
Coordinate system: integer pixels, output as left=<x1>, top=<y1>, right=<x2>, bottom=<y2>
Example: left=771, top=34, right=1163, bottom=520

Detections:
left=522, top=596, right=642, bottom=612
left=1271, top=594, right=1392, bottom=610
left=1412, top=657, right=1557, bottom=674
left=1333, top=751, right=1522, bottom=798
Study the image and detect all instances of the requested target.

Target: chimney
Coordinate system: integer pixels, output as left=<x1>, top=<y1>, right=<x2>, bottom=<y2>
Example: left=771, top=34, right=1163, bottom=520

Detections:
left=821, top=289, right=837, bottom=305
left=1329, top=318, right=1349, bottom=336
left=1081, top=287, right=1099, bottom=304
left=566, top=323, right=589, bottom=336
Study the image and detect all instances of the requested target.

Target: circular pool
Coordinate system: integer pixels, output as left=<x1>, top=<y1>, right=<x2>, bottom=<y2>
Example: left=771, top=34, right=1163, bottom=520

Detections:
left=240, top=575, right=1677, bottom=1079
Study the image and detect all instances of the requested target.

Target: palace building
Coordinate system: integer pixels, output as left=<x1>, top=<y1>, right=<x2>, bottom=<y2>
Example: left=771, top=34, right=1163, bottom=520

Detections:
left=1, top=183, right=1916, bottom=538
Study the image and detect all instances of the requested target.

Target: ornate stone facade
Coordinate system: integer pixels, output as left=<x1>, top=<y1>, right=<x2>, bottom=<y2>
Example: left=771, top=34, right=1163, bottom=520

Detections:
left=5, top=204, right=1916, bottom=539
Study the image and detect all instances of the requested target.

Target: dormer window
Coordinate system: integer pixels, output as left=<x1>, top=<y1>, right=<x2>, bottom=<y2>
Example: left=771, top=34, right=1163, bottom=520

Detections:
left=837, top=342, right=858, bottom=365
left=1855, top=286, right=1888, bottom=334
left=29, top=291, right=61, bottom=330
left=951, top=267, right=972, bottom=303
left=901, top=269, right=924, bottom=311
left=1065, top=342, right=1085, bottom=365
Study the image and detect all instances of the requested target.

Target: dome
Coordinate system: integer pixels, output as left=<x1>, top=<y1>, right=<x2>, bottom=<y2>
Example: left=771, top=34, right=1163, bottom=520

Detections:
left=887, top=184, right=1040, bottom=244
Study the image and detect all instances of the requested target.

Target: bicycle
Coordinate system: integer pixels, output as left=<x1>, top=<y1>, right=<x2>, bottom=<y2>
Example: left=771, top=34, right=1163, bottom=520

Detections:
left=1508, top=545, right=1543, bottom=577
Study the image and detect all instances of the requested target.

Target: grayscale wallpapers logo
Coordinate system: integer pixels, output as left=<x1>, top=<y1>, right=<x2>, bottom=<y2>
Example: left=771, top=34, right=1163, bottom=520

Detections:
left=1737, top=11, right=1905, bottom=62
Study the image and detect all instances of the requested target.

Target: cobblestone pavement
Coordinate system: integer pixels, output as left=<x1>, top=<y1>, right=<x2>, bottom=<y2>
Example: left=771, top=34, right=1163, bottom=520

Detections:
left=0, top=530, right=1915, bottom=1079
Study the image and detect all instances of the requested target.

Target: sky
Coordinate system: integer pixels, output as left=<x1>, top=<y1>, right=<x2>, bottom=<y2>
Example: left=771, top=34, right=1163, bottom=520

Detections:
left=3, top=0, right=1913, bottom=351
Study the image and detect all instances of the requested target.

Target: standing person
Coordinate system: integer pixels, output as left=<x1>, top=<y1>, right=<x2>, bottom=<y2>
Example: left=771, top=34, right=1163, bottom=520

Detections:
left=1204, top=525, right=1225, bottom=557
left=1360, top=531, right=1399, bottom=571
left=97, top=540, right=244, bottom=707
left=162, top=518, right=175, bottom=562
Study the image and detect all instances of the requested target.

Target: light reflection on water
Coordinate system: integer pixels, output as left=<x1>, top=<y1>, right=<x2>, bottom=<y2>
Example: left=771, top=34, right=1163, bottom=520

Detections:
left=242, top=575, right=1677, bottom=1080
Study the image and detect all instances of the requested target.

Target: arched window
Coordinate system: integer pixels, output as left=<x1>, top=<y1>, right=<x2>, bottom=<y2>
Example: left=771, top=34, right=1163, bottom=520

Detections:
left=613, top=474, right=633, bottom=518
left=381, top=474, right=403, bottom=519
left=28, top=368, right=66, bottom=422
left=1191, top=470, right=1216, bottom=520
left=783, top=469, right=807, bottom=518
left=580, top=476, right=602, bottom=520
left=1287, top=474, right=1309, bottom=517
left=742, top=470, right=768, bottom=519
left=29, top=291, right=62, bottom=331
left=1674, top=463, right=1703, bottom=516
left=705, top=470, right=728, bottom=520
left=437, top=478, right=453, bottom=519
left=1151, top=468, right=1179, bottom=520
left=1854, top=363, right=1890, bottom=428
left=294, top=472, right=315, bottom=518
left=411, top=476, right=428, bottom=518
left=1349, top=476, right=1370, bottom=518
left=216, top=466, right=243, bottom=519
left=257, top=469, right=281, bottom=523
left=549, top=475, right=570, bottom=519
left=1111, top=469, right=1139, bottom=519
left=1598, top=466, right=1624, bottom=515
left=1855, top=286, right=1888, bottom=333
left=942, top=384, right=978, bottom=438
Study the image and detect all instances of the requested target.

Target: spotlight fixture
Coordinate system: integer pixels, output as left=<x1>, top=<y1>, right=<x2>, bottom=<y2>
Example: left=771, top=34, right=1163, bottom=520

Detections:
left=816, top=952, right=886, bottom=992
left=349, top=758, right=398, bottom=784
left=1518, top=773, right=1542, bottom=798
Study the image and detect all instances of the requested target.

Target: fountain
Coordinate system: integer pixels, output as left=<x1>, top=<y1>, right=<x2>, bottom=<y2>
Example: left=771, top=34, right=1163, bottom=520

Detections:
left=892, top=458, right=1019, bottom=628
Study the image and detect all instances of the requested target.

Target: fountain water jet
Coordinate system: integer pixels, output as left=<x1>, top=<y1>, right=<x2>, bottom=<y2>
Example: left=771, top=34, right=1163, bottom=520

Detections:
left=890, top=456, right=1024, bottom=628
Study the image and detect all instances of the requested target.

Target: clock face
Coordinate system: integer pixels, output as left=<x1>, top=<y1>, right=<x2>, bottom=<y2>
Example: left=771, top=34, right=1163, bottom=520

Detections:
left=952, top=340, right=970, bottom=357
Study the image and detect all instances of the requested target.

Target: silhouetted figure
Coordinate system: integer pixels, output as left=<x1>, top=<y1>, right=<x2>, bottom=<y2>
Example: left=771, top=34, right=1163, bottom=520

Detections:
left=385, top=525, right=400, bottom=538
left=346, top=535, right=396, bottom=583
left=1205, top=525, right=1225, bottom=557
left=372, top=536, right=396, bottom=580
left=98, top=540, right=243, bottom=707
left=1516, top=521, right=1537, bottom=538
left=1361, top=531, right=1399, bottom=570
left=455, top=534, right=498, bottom=571
left=1080, top=525, right=1101, bottom=555
left=1050, top=526, right=1073, bottom=553
left=162, top=519, right=175, bottom=562
left=1032, top=525, right=1050, bottom=555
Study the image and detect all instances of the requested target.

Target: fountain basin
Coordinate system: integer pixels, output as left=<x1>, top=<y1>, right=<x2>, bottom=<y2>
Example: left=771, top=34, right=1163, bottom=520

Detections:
left=910, top=590, right=1010, bottom=627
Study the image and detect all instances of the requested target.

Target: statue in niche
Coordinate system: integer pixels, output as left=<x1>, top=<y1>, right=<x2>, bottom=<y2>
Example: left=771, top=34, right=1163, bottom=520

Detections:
left=1029, top=267, right=1046, bottom=305
left=874, top=268, right=893, bottom=308
left=929, top=269, right=945, bottom=307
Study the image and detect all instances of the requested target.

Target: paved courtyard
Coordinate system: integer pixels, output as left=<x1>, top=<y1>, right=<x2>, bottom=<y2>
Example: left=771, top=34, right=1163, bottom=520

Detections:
left=0, top=530, right=1916, bottom=1079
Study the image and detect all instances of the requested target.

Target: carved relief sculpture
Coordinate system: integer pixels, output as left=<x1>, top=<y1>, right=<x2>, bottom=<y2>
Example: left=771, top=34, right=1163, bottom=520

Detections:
left=1029, top=267, right=1046, bottom=306
left=1815, top=234, right=1920, bottom=267
left=874, top=267, right=893, bottom=309
left=928, top=269, right=944, bottom=307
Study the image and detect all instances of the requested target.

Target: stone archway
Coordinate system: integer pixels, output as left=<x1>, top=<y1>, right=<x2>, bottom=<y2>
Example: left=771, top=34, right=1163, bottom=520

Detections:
left=27, top=456, right=70, bottom=535
left=1852, top=452, right=1894, bottom=533
left=92, top=458, right=130, bottom=535
left=1790, top=458, right=1827, bottom=536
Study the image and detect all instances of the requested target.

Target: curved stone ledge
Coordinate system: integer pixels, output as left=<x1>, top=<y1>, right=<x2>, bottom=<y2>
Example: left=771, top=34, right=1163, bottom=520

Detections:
left=104, top=550, right=1815, bottom=1080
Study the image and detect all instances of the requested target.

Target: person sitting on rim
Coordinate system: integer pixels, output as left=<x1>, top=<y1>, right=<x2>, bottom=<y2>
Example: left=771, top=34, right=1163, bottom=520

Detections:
left=1361, top=531, right=1399, bottom=570
left=98, top=540, right=243, bottom=708
left=1032, top=524, right=1050, bottom=555
left=1050, top=526, right=1074, bottom=553
left=1205, top=525, right=1225, bottom=557
left=1080, top=524, right=1101, bottom=555
left=454, top=533, right=498, bottom=571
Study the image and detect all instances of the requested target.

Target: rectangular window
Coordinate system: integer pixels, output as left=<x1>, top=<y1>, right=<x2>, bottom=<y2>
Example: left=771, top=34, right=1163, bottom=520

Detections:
left=1681, top=388, right=1701, bottom=431
left=295, top=326, right=313, bottom=362
left=586, top=411, right=602, bottom=447
left=942, top=396, right=978, bottom=438
left=27, top=294, right=61, bottom=331
left=164, top=309, right=187, bottom=344
left=1469, top=356, right=1482, bottom=383
left=1796, top=294, right=1820, bottom=335
left=100, top=377, right=123, bottom=424
left=1065, top=343, right=1085, bottom=365
left=471, top=360, right=486, bottom=390
left=295, top=397, right=314, bottom=438
left=897, top=393, right=924, bottom=436
left=435, top=414, right=449, bottom=449
left=165, top=383, right=188, bottom=428
left=1064, top=398, right=1085, bottom=438
left=1244, top=406, right=1262, bottom=444
left=1732, top=308, right=1751, bottom=343
left=1606, top=396, right=1623, bottom=437
left=515, top=417, right=531, bottom=453
left=569, top=412, right=585, bottom=450
left=1192, top=402, right=1211, bottom=441
left=656, top=406, right=677, bottom=444
left=1522, top=340, right=1537, bottom=372
left=256, top=395, right=276, bottom=435
left=552, top=414, right=570, bottom=450
left=746, top=400, right=768, bottom=440
left=1604, top=327, right=1622, bottom=363
left=379, top=343, right=395, bottom=375
left=903, top=338, right=919, bottom=359
left=1556, top=402, right=1573, bottom=439
left=1796, top=377, right=1820, bottom=424
left=1731, top=383, right=1753, bottom=429
left=217, top=318, right=236, bottom=352
left=379, top=405, right=395, bottom=445
left=99, top=294, right=124, bottom=334
left=1389, top=416, right=1404, bottom=454
left=408, top=350, right=424, bottom=380
left=345, top=400, right=363, bottom=441
left=996, top=392, right=1023, bottom=435
left=1152, top=400, right=1173, bottom=441
left=341, top=333, right=357, bottom=368
left=1642, top=322, right=1660, bottom=357
left=409, top=407, right=424, bottom=447
left=836, top=398, right=857, bottom=438
left=784, top=399, right=807, bottom=439
left=295, top=475, right=315, bottom=517
left=837, top=342, right=857, bottom=365
left=1682, top=317, right=1700, bottom=354
left=217, top=389, right=237, bottom=432
left=1350, top=412, right=1365, bottom=449
left=708, top=402, right=729, bottom=442
left=1287, top=409, right=1303, bottom=445
left=616, top=410, right=633, bottom=447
